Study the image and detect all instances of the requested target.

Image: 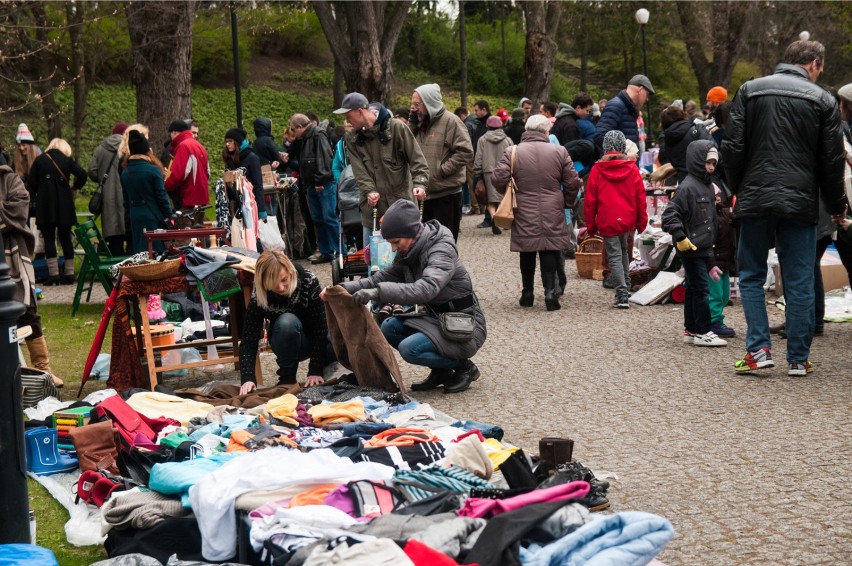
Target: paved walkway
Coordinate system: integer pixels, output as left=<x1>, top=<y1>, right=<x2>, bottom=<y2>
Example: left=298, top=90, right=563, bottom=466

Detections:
left=51, top=216, right=851, bottom=564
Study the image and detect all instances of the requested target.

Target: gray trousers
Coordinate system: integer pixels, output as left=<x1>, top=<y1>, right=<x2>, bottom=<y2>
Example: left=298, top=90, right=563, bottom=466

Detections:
left=604, top=234, right=630, bottom=296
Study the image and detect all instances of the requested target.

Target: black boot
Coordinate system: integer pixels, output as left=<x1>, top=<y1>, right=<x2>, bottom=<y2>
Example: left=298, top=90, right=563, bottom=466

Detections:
left=542, top=272, right=561, bottom=311
left=444, top=360, right=480, bottom=394
left=555, top=255, right=567, bottom=298
left=519, top=271, right=535, bottom=307
left=411, top=367, right=453, bottom=391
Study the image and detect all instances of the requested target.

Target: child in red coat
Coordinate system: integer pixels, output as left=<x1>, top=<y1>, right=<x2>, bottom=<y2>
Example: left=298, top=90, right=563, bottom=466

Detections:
left=584, top=130, right=648, bottom=308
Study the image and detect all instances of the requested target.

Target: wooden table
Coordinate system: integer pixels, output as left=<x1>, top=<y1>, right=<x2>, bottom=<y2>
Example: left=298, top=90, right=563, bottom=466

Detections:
left=113, top=274, right=261, bottom=390
left=143, top=227, right=227, bottom=258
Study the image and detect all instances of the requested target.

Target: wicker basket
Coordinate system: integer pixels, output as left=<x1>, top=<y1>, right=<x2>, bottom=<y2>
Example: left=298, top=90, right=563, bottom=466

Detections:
left=118, top=258, right=182, bottom=282
left=576, top=237, right=604, bottom=279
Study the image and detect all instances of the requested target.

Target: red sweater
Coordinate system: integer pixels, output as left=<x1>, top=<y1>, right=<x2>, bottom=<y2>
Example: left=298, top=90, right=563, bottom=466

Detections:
left=584, top=153, right=648, bottom=237
left=165, top=131, right=210, bottom=207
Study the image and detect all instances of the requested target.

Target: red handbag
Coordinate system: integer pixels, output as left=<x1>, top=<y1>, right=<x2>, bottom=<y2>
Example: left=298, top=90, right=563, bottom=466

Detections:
left=95, top=395, right=156, bottom=449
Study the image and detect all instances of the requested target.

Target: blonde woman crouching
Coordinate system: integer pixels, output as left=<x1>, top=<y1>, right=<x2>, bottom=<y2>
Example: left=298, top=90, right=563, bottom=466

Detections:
left=239, top=250, right=335, bottom=394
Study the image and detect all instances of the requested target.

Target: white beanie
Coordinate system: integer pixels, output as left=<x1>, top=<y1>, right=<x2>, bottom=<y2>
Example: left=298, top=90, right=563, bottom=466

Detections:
left=16, top=123, right=35, bottom=144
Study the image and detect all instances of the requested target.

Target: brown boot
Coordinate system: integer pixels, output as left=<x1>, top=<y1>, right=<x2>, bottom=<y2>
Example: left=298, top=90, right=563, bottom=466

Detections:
left=26, top=336, right=63, bottom=388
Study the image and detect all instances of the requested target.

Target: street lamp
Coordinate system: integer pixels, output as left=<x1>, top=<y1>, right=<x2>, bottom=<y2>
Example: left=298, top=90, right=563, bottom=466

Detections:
left=635, top=8, right=653, bottom=146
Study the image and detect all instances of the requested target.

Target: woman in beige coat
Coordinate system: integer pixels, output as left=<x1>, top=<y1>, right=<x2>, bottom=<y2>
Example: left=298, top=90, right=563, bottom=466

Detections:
left=491, top=115, right=582, bottom=311
left=473, top=115, right=514, bottom=235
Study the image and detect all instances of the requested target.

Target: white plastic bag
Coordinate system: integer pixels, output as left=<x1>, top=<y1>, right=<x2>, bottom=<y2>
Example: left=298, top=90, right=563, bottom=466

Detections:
left=257, top=216, right=286, bottom=251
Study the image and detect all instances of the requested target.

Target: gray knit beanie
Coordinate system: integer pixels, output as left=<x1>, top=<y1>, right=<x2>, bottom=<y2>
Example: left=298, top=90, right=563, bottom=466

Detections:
left=380, top=199, right=421, bottom=239
left=602, top=130, right=627, bottom=154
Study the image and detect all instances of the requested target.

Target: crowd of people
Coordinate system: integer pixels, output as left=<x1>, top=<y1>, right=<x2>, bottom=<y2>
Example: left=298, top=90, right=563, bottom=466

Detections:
left=1, top=38, right=850, bottom=392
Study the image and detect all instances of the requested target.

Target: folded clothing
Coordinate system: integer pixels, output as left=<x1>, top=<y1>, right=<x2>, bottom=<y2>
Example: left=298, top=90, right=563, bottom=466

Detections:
left=365, top=427, right=440, bottom=448
left=101, top=487, right=192, bottom=531
left=308, top=400, right=366, bottom=425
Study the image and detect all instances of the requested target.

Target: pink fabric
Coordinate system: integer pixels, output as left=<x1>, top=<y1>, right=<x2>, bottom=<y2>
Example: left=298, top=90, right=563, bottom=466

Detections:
left=457, top=481, right=591, bottom=519
left=321, top=484, right=356, bottom=518
left=248, top=497, right=293, bottom=520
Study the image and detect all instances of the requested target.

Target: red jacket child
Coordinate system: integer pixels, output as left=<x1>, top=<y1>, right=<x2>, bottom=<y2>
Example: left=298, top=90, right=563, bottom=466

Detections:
left=584, top=152, right=648, bottom=237
left=165, top=130, right=210, bottom=208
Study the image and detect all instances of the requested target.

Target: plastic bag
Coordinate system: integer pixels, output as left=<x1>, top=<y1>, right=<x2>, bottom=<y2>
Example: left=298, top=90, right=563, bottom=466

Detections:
left=162, top=348, right=202, bottom=378
left=370, top=232, right=396, bottom=270
left=257, top=216, right=286, bottom=251
left=28, top=471, right=106, bottom=546
left=89, top=353, right=111, bottom=380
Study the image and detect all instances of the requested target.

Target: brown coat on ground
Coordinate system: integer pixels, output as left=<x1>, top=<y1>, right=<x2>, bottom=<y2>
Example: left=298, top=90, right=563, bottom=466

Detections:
left=323, top=285, right=404, bottom=393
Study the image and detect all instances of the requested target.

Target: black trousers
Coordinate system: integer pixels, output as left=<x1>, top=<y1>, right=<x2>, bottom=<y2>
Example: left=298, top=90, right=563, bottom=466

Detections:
left=519, top=250, right=560, bottom=275
left=423, top=192, right=462, bottom=241
left=39, top=223, right=74, bottom=260
left=682, top=256, right=711, bottom=335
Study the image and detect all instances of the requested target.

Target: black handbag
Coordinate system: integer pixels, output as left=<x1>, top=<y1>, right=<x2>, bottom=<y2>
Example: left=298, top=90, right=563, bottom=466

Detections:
left=89, top=150, right=118, bottom=216
left=436, top=312, right=476, bottom=342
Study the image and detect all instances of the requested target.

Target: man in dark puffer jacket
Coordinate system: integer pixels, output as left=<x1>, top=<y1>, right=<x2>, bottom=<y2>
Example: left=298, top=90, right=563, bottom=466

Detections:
left=721, top=40, right=846, bottom=377
left=594, top=75, right=654, bottom=151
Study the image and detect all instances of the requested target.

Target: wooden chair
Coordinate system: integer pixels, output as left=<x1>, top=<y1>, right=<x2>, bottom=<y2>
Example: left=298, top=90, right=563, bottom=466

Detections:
left=71, top=220, right=129, bottom=316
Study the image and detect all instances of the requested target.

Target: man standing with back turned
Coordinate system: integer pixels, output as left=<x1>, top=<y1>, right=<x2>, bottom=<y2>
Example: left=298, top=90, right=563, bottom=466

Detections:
left=721, top=40, right=846, bottom=377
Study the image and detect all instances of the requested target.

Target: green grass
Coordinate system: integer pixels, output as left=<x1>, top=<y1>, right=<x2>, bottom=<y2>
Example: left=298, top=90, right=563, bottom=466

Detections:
left=27, top=303, right=112, bottom=565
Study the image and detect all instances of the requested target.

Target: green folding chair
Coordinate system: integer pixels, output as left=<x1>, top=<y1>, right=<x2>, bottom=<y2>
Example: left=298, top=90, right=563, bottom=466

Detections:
left=71, top=220, right=130, bottom=316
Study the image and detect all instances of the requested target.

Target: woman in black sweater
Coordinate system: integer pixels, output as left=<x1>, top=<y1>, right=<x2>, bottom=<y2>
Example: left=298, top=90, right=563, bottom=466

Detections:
left=238, top=250, right=335, bottom=393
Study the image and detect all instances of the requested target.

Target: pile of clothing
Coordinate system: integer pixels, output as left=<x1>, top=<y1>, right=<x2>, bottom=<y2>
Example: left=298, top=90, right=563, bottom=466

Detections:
left=44, top=383, right=674, bottom=566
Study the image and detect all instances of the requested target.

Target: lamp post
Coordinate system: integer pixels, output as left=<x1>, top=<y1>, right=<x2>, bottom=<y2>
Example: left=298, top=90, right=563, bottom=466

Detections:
left=230, top=1, right=243, bottom=130
left=635, top=8, right=653, bottom=146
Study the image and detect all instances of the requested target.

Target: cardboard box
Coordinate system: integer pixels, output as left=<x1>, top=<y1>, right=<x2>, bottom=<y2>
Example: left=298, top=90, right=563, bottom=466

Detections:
left=774, top=252, right=850, bottom=297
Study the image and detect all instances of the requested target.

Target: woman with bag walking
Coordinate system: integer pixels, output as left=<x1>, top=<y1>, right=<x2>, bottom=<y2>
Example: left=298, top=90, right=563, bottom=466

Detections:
left=89, top=123, right=129, bottom=256
left=27, top=138, right=87, bottom=285
left=491, top=115, right=582, bottom=311
left=473, top=115, right=514, bottom=235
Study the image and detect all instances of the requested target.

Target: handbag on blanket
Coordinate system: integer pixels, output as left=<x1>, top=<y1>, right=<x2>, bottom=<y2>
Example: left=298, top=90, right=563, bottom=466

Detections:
left=95, top=395, right=156, bottom=450
left=69, top=419, right=122, bottom=475
left=21, top=367, right=59, bottom=410
left=493, top=146, right=518, bottom=230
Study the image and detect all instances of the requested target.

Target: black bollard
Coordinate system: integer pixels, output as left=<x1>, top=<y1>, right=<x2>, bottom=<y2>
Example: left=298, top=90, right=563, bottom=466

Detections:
left=0, top=230, right=29, bottom=543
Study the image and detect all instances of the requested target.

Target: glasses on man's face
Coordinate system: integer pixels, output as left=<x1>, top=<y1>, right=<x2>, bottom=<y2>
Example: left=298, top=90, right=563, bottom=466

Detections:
left=411, top=101, right=423, bottom=109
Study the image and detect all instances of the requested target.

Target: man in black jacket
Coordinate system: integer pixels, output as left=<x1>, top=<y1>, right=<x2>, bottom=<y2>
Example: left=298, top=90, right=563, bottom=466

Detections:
left=721, top=40, right=846, bottom=377
left=290, top=113, right=340, bottom=264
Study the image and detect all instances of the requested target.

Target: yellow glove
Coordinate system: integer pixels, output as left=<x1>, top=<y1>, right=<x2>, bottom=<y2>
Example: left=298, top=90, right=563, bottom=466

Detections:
left=676, top=237, right=698, bottom=252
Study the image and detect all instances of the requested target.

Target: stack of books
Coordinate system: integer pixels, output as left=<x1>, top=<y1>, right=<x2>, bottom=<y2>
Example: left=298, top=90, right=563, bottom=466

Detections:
left=52, top=406, right=94, bottom=450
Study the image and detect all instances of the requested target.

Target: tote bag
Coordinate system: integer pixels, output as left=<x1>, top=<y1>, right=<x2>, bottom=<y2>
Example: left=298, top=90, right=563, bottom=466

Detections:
left=493, top=146, right=518, bottom=230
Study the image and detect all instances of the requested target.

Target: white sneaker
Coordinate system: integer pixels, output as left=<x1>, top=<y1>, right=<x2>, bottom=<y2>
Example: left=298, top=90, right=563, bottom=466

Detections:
left=461, top=205, right=472, bottom=215
left=693, top=331, right=727, bottom=347
left=683, top=330, right=695, bottom=344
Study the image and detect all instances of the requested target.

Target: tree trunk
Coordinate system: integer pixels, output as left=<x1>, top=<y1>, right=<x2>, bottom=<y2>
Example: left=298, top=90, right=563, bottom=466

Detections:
left=66, top=1, right=87, bottom=158
left=523, top=0, right=563, bottom=111
left=677, top=1, right=756, bottom=100
left=314, top=1, right=412, bottom=104
left=459, top=0, right=468, bottom=109
left=333, top=60, right=344, bottom=109
left=30, top=3, right=62, bottom=139
left=125, top=1, right=195, bottom=149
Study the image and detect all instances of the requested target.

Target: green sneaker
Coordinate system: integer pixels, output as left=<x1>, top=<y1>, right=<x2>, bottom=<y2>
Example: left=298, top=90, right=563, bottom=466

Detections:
left=734, top=347, right=774, bottom=373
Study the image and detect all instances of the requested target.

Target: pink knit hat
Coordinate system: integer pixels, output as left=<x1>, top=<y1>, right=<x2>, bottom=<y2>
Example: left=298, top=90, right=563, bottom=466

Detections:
left=16, top=123, right=35, bottom=144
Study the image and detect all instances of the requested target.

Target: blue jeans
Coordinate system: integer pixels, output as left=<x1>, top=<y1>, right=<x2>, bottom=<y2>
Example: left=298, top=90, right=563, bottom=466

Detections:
left=681, top=256, right=711, bottom=335
left=305, top=181, right=341, bottom=258
left=738, top=217, right=816, bottom=363
left=268, top=313, right=335, bottom=382
left=381, top=316, right=458, bottom=369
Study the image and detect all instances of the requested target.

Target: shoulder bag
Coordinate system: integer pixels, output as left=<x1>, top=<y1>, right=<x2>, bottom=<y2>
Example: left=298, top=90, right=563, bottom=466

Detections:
left=493, top=146, right=517, bottom=230
left=89, top=150, right=119, bottom=216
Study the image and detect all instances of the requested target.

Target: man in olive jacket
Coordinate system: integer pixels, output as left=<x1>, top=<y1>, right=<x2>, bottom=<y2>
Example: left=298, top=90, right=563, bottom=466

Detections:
left=409, top=83, right=474, bottom=241
left=334, top=92, right=429, bottom=246
left=721, top=40, right=846, bottom=376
